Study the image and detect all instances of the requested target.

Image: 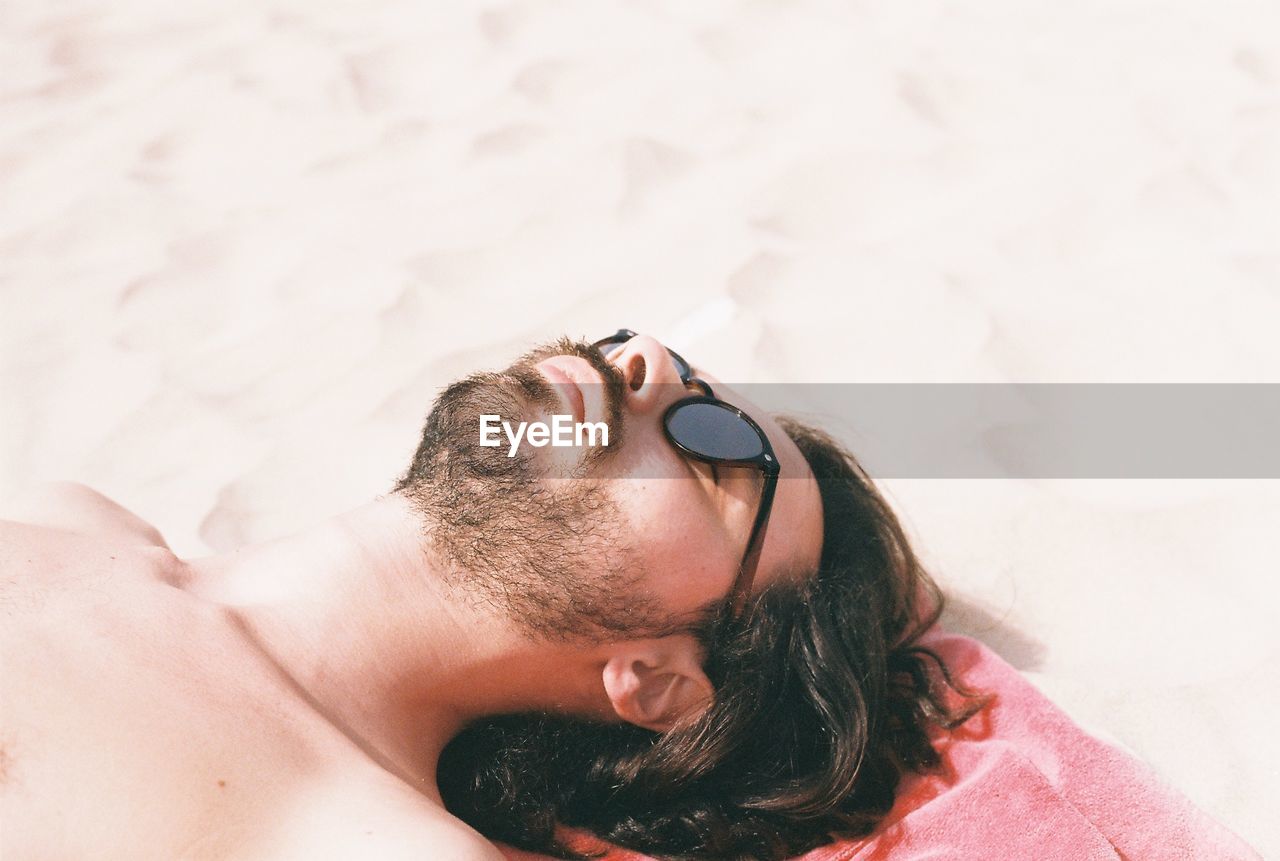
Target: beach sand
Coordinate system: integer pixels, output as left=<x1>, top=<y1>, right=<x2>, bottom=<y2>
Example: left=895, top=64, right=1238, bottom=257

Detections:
left=2, top=1, right=1277, bottom=854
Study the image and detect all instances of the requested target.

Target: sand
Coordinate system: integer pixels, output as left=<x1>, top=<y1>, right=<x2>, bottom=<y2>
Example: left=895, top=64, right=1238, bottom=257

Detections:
left=2, top=1, right=1277, bottom=854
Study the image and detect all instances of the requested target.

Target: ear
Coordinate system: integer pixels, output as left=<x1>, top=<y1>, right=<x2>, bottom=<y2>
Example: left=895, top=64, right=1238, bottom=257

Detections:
left=601, top=635, right=715, bottom=733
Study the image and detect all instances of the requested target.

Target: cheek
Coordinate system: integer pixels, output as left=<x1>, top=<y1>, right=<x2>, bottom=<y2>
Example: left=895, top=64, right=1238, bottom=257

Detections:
left=756, top=475, right=824, bottom=583
left=610, top=480, right=737, bottom=611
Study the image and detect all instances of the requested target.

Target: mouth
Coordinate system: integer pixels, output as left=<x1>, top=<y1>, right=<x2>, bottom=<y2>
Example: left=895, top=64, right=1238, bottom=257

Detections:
left=535, top=357, right=593, bottom=425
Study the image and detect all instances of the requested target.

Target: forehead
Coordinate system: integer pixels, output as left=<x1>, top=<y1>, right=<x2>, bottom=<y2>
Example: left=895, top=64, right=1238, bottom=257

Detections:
left=695, top=370, right=824, bottom=588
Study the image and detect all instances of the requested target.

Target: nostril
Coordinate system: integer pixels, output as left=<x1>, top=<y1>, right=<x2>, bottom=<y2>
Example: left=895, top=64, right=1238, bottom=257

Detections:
left=628, top=355, right=646, bottom=391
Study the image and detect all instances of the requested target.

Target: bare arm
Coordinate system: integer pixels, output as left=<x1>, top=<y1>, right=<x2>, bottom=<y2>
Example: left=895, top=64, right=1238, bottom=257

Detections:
left=0, top=481, right=170, bottom=548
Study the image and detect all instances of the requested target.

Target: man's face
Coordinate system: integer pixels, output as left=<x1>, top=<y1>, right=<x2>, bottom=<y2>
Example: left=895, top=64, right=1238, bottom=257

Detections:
left=403, top=334, right=823, bottom=642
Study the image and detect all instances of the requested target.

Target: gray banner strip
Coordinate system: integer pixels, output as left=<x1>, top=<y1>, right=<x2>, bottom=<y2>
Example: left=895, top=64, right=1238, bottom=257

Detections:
left=743, top=384, right=1280, bottom=479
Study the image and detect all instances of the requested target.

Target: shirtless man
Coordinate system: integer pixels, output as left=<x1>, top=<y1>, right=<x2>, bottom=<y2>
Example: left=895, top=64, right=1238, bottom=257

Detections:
left=0, top=332, right=967, bottom=860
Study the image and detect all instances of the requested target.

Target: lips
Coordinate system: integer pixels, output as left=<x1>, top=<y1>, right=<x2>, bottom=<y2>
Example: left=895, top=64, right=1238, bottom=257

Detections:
left=536, top=358, right=589, bottom=425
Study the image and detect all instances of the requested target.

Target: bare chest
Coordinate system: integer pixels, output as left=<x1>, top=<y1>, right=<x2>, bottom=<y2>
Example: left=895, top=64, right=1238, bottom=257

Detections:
left=0, top=530, right=351, bottom=858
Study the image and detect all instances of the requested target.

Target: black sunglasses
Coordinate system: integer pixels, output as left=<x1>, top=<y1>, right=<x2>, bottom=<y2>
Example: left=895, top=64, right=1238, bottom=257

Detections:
left=593, top=329, right=779, bottom=619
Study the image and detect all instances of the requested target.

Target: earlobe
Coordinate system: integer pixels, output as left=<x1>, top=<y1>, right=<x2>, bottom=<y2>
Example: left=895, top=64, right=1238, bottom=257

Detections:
left=601, top=640, right=715, bottom=733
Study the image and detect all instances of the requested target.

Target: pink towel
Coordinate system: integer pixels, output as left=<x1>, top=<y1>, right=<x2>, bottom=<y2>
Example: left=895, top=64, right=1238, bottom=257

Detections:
left=498, top=629, right=1261, bottom=861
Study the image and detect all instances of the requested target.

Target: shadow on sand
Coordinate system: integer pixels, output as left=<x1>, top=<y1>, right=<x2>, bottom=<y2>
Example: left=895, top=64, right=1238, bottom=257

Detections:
left=938, top=591, right=1048, bottom=672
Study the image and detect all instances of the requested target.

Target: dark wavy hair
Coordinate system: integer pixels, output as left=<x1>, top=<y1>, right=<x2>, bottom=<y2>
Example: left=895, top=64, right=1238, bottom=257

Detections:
left=437, top=417, right=990, bottom=860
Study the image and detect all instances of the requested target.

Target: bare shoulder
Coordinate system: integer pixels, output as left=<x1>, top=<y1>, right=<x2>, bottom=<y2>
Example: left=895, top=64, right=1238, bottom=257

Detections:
left=260, top=781, right=510, bottom=861
left=377, top=820, right=509, bottom=861
left=286, top=820, right=507, bottom=861
left=0, top=480, right=170, bottom=548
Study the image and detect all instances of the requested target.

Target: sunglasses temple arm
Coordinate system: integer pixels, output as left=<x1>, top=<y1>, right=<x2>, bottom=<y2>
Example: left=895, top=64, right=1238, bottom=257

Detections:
left=729, top=469, right=779, bottom=616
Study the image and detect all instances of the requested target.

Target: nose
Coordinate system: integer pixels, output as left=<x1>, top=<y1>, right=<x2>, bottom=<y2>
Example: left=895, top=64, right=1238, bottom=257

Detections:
left=604, top=334, right=686, bottom=415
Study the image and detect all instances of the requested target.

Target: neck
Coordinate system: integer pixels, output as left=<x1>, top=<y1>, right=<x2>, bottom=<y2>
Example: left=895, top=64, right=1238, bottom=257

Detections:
left=178, top=493, right=609, bottom=798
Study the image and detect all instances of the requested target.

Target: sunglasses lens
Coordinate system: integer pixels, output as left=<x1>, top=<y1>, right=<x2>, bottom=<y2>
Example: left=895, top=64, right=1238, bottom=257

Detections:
left=666, top=350, right=692, bottom=379
left=666, top=401, right=764, bottom=461
left=595, top=339, right=625, bottom=358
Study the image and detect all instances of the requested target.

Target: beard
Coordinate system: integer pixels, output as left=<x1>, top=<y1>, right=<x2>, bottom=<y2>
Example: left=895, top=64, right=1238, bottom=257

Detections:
left=395, top=337, right=673, bottom=642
